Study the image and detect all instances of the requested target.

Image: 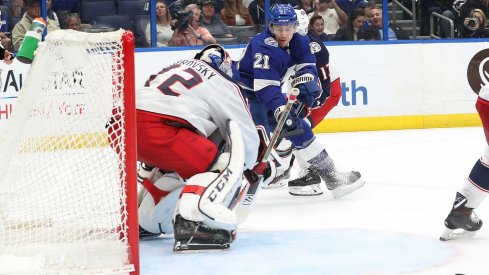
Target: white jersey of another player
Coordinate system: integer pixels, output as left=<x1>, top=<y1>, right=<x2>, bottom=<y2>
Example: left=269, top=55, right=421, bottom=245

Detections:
left=136, top=59, right=259, bottom=169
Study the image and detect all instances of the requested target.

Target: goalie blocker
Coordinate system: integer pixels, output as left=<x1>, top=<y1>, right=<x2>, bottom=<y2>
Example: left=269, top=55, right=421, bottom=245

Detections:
left=139, top=120, right=246, bottom=251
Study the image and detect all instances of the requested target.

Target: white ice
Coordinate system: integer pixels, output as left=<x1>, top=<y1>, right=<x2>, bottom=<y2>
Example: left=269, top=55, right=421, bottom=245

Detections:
left=140, top=127, right=489, bottom=275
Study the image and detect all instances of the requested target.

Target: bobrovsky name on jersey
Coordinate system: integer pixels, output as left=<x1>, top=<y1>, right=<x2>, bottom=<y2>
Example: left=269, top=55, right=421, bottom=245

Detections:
left=341, top=80, right=367, bottom=106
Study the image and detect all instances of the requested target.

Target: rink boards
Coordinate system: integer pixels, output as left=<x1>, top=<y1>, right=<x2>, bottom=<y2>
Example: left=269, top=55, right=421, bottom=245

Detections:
left=1, top=40, right=488, bottom=134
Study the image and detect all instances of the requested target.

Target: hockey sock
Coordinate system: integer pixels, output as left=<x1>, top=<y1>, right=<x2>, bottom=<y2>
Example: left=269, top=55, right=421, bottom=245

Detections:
left=462, top=158, right=489, bottom=208
left=294, top=138, right=335, bottom=174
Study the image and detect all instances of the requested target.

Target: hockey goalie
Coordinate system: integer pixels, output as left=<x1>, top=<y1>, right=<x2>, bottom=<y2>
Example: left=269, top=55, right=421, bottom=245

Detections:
left=135, top=45, right=274, bottom=251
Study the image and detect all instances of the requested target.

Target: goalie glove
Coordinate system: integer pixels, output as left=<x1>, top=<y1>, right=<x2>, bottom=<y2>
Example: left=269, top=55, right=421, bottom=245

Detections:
left=291, top=73, right=321, bottom=107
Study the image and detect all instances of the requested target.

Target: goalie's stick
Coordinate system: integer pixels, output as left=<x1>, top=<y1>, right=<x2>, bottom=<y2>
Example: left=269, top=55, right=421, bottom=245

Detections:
left=235, top=88, right=300, bottom=223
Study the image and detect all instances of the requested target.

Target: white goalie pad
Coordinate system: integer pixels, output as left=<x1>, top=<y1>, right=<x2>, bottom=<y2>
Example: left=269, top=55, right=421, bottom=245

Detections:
left=178, top=120, right=245, bottom=231
left=138, top=173, right=185, bottom=234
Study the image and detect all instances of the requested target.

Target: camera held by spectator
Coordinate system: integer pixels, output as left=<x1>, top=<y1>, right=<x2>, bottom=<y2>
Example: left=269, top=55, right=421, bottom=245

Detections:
left=465, top=17, right=481, bottom=31
left=174, top=10, right=193, bottom=29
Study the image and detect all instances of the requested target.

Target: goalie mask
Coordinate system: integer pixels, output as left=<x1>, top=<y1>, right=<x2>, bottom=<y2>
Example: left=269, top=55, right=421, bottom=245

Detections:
left=195, top=44, right=233, bottom=77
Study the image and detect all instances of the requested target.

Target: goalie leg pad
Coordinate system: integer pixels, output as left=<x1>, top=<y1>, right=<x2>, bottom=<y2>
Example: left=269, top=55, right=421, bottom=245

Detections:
left=177, top=120, right=245, bottom=232
left=138, top=173, right=185, bottom=235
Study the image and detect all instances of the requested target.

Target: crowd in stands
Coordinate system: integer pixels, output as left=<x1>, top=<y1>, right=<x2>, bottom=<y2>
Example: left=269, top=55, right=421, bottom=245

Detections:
left=0, top=0, right=488, bottom=51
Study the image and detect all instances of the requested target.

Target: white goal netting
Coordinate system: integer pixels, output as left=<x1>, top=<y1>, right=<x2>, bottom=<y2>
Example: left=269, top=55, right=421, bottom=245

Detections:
left=0, top=30, right=137, bottom=274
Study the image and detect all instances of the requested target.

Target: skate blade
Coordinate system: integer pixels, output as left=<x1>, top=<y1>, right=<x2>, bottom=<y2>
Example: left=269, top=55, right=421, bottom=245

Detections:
left=262, top=180, right=287, bottom=189
left=331, top=178, right=366, bottom=199
left=173, top=241, right=230, bottom=252
left=288, top=185, right=323, bottom=196
left=439, top=227, right=477, bottom=241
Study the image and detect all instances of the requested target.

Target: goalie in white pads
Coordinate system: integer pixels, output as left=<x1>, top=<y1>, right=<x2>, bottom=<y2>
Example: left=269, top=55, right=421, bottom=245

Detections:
left=440, top=84, right=489, bottom=241
left=136, top=45, right=263, bottom=250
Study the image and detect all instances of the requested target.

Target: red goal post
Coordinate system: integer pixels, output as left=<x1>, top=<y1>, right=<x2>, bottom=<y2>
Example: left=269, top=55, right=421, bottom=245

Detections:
left=0, top=30, right=139, bottom=274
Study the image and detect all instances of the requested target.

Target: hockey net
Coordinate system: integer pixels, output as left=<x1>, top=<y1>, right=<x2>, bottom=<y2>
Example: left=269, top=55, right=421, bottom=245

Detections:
left=0, top=30, right=138, bottom=274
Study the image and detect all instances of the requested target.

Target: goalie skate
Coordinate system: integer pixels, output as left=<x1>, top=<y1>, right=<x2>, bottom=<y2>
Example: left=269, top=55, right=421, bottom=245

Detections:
left=320, top=170, right=365, bottom=199
left=173, top=215, right=234, bottom=251
left=288, top=167, right=323, bottom=196
left=439, top=192, right=483, bottom=241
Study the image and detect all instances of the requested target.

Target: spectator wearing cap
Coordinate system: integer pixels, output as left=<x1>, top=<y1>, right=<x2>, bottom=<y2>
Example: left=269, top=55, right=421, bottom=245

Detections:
left=310, top=0, right=347, bottom=38
left=145, top=0, right=173, bottom=47
left=12, top=0, right=60, bottom=51
left=220, top=0, right=253, bottom=26
left=199, top=0, right=233, bottom=37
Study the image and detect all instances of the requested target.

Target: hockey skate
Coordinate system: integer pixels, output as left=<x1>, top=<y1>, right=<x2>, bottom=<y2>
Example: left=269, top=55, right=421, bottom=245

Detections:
left=139, top=225, right=161, bottom=239
left=173, top=215, right=235, bottom=251
left=440, top=192, right=483, bottom=241
left=319, top=170, right=365, bottom=199
left=263, top=155, right=295, bottom=189
left=288, top=167, right=323, bottom=196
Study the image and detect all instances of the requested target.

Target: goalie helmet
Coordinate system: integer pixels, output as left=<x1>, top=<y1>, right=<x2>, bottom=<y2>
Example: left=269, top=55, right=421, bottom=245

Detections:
left=195, top=44, right=233, bottom=77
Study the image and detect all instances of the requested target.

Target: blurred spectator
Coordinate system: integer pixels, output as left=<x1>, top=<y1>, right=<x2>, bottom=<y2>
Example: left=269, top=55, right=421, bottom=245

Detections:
left=368, top=6, right=408, bottom=40
left=220, top=0, right=253, bottom=26
left=51, top=0, right=79, bottom=28
left=146, top=0, right=173, bottom=47
left=460, top=8, right=489, bottom=37
left=63, top=12, right=85, bottom=31
left=440, top=0, right=466, bottom=38
left=296, top=0, right=314, bottom=14
left=11, top=0, right=23, bottom=17
left=0, top=5, right=13, bottom=51
left=308, top=15, right=328, bottom=40
left=310, top=0, right=347, bottom=38
left=199, top=0, right=233, bottom=37
left=420, top=0, right=446, bottom=36
left=248, top=0, right=264, bottom=25
left=168, top=4, right=216, bottom=46
left=12, top=0, right=60, bottom=51
left=335, top=8, right=372, bottom=40
left=458, top=0, right=489, bottom=22
left=335, top=0, right=368, bottom=16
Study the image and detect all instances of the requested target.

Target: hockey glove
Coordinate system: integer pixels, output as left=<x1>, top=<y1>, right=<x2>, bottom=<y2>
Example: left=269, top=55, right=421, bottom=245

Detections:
left=296, top=80, right=320, bottom=107
left=274, top=105, right=303, bottom=132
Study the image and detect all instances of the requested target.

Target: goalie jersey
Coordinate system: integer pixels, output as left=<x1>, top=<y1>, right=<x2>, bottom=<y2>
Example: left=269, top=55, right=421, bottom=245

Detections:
left=136, top=59, right=259, bottom=170
left=237, top=30, right=319, bottom=112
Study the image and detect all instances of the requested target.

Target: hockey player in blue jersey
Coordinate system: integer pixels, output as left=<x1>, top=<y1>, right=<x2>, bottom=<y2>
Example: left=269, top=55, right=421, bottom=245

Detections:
left=236, top=4, right=364, bottom=197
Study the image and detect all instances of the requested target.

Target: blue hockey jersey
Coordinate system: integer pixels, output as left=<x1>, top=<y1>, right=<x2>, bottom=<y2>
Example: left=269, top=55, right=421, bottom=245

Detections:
left=237, top=29, right=318, bottom=112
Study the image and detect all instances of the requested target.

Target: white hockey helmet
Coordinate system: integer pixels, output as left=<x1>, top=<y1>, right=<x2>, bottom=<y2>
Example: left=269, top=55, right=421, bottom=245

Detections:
left=194, top=44, right=233, bottom=77
left=295, top=9, right=309, bottom=36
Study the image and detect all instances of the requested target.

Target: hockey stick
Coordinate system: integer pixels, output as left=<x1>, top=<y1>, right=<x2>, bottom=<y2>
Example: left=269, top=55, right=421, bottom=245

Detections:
left=235, top=88, right=300, bottom=223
